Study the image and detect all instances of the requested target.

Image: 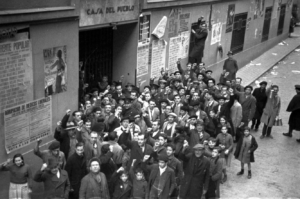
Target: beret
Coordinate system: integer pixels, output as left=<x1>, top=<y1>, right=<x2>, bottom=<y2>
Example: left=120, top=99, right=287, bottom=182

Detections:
left=49, top=141, right=60, bottom=150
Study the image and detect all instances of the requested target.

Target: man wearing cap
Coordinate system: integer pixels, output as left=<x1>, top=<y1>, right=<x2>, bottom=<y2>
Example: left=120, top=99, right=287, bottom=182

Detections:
left=34, top=158, right=70, bottom=199
left=122, top=97, right=140, bottom=122
left=251, top=81, right=268, bottom=131
left=236, top=85, right=257, bottom=127
left=189, top=17, right=208, bottom=64
left=190, top=100, right=208, bottom=122
left=151, top=83, right=164, bottom=107
left=162, top=113, right=178, bottom=137
left=142, top=153, right=176, bottom=199
left=188, top=122, right=210, bottom=148
left=179, top=142, right=210, bottom=199
left=222, top=51, right=239, bottom=82
left=283, top=85, right=300, bottom=142
left=178, top=106, right=190, bottom=127
left=34, top=139, right=66, bottom=169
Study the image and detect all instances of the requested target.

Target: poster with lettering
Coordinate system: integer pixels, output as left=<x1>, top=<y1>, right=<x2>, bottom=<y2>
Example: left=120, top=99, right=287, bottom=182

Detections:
left=179, top=13, right=190, bottom=33
left=80, top=0, right=139, bottom=27
left=0, top=26, right=33, bottom=115
left=211, top=22, right=222, bottom=45
left=44, top=46, right=67, bottom=97
left=4, top=97, right=52, bottom=153
left=179, top=31, right=190, bottom=59
left=139, top=14, right=151, bottom=43
left=168, top=36, right=181, bottom=73
left=226, top=4, right=235, bottom=33
left=151, top=40, right=167, bottom=78
left=168, top=8, right=182, bottom=38
left=137, top=42, right=150, bottom=77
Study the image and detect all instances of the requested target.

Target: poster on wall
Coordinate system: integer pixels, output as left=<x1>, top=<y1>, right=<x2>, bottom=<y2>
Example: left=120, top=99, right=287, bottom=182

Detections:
left=44, top=46, right=67, bottom=97
left=4, top=97, right=52, bottom=153
left=79, top=0, right=139, bottom=27
left=168, top=36, right=181, bottom=73
left=254, top=0, right=265, bottom=19
left=226, top=4, right=235, bottom=33
left=179, top=13, right=190, bottom=33
left=179, top=31, right=190, bottom=59
left=211, top=22, right=222, bottom=45
left=137, top=43, right=150, bottom=77
left=151, top=40, right=167, bottom=78
left=168, top=8, right=181, bottom=38
left=0, top=26, right=33, bottom=115
left=139, top=14, right=151, bottom=43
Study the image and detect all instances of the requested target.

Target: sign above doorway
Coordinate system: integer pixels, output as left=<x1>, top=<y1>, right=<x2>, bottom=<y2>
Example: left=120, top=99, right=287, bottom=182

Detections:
left=79, top=0, right=139, bottom=27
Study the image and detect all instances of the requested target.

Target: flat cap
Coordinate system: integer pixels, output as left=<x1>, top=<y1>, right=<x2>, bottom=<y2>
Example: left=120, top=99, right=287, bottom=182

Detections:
left=167, top=113, right=177, bottom=118
left=259, top=81, right=268, bottom=86
left=193, top=143, right=205, bottom=150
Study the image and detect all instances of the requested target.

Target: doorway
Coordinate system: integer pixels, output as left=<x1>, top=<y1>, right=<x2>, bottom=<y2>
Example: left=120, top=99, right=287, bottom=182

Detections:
left=79, top=28, right=113, bottom=89
left=262, top=7, right=273, bottom=42
left=277, top=4, right=286, bottom=35
left=230, top=12, right=248, bottom=54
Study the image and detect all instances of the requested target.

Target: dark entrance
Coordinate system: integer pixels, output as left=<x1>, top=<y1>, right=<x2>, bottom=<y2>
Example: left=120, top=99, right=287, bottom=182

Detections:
left=262, top=7, right=273, bottom=42
left=230, top=12, right=248, bottom=54
left=79, top=28, right=113, bottom=88
left=277, top=4, right=286, bottom=35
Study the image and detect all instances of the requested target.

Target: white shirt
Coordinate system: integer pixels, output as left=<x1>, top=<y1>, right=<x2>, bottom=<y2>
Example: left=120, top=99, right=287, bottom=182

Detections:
left=56, top=170, right=60, bottom=178
left=159, top=166, right=167, bottom=175
left=152, top=130, right=160, bottom=138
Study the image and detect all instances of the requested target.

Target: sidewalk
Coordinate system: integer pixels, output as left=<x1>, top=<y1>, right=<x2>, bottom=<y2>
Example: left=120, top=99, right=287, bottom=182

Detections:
left=237, top=27, right=300, bottom=87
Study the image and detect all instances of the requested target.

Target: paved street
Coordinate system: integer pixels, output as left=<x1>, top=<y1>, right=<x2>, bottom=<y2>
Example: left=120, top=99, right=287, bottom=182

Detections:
left=221, top=45, right=300, bottom=198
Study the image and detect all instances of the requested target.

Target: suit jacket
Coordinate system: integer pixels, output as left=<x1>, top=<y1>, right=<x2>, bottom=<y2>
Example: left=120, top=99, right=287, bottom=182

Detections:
left=124, top=136, right=153, bottom=170
left=252, top=87, right=268, bottom=118
left=237, top=93, right=256, bottom=122
left=204, top=100, right=219, bottom=115
left=213, top=94, right=235, bottom=120
left=144, top=164, right=176, bottom=199
left=167, top=156, right=184, bottom=186
left=34, top=169, right=70, bottom=199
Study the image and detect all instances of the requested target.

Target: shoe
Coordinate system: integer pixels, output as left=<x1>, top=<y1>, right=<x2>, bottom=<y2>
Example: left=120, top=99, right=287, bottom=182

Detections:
left=237, top=169, right=244, bottom=175
left=260, top=135, right=265, bottom=139
left=268, top=135, right=274, bottom=139
left=283, top=133, right=292, bottom=137
left=222, top=175, right=227, bottom=183
left=296, top=139, right=300, bottom=143
left=248, top=171, right=252, bottom=179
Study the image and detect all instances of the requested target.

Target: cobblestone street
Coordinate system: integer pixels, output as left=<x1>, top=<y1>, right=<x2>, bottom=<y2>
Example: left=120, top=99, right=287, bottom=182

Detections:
left=221, top=46, right=300, bottom=199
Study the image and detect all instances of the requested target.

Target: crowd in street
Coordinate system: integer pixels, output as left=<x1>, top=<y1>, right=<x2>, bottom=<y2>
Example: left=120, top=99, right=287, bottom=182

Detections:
left=1, top=51, right=300, bottom=199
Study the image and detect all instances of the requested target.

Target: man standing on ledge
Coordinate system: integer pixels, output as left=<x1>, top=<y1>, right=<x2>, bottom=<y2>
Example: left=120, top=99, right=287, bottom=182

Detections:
left=220, top=51, right=239, bottom=83
left=283, top=85, right=300, bottom=142
left=189, top=17, right=208, bottom=64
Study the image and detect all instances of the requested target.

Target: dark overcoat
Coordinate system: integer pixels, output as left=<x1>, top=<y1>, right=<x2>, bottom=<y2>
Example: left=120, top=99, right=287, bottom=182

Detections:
left=179, top=150, right=210, bottom=199
left=252, top=88, right=268, bottom=119
left=34, top=169, right=70, bottom=199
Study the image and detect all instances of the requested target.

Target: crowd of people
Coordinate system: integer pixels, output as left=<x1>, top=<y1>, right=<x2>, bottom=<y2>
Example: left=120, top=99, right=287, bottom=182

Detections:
left=2, top=55, right=300, bottom=199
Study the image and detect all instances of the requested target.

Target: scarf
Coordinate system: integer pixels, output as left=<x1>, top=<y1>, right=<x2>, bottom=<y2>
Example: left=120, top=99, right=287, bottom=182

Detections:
left=91, top=172, right=102, bottom=184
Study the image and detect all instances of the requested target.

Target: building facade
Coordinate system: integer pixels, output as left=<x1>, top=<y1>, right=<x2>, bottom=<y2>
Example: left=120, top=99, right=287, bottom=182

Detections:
left=137, top=0, right=293, bottom=84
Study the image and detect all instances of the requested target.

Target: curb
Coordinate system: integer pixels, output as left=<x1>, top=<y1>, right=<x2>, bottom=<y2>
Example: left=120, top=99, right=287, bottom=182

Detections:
left=244, top=44, right=300, bottom=86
